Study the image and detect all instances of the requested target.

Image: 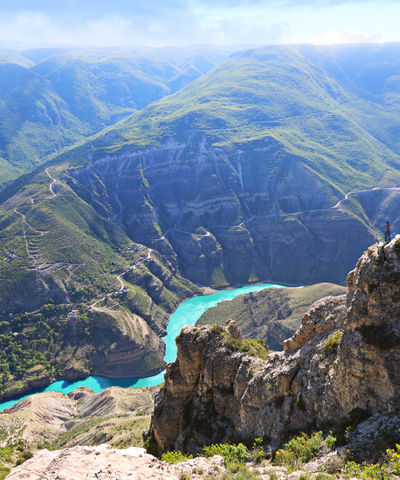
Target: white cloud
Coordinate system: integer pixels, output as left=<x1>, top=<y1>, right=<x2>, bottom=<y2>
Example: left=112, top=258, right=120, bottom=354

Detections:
left=313, top=29, right=380, bottom=45
left=0, top=12, right=161, bottom=47
left=0, top=7, right=289, bottom=48
left=0, top=1, right=397, bottom=48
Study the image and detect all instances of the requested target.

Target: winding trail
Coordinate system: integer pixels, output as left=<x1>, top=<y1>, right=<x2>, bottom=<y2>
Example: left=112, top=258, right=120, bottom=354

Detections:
left=13, top=208, right=61, bottom=271
left=13, top=209, right=31, bottom=261
left=332, top=185, right=400, bottom=210
left=89, top=248, right=153, bottom=310
left=45, top=167, right=67, bottom=198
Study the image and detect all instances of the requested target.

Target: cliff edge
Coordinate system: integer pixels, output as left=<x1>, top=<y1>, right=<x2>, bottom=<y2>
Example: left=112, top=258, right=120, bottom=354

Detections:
left=149, top=238, right=400, bottom=454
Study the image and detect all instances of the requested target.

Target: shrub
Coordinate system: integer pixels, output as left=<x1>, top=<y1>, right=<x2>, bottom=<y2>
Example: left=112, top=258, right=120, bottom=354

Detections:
left=284, top=431, right=323, bottom=462
left=143, top=434, right=158, bottom=456
left=211, top=324, right=224, bottom=335
left=273, top=447, right=298, bottom=472
left=345, top=444, right=400, bottom=479
left=0, top=464, right=10, bottom=480
left=273, top=431, right=329, bottom=471
left=224, top=336, right=268, bottom=361
left=345, top=461, right=390, bottom=479
left=161, top=450, right=193, bottom=463
left=323, top=331, right=342, bottom=353
left=325, top=432, right=336, bottom=451
left=251, top=437, right=265, bottom=463
left=298, top=474, right=311, bottom=480
left=202, top=442, right=250, bottom=466
left=179, top=474, right=191, bottom=480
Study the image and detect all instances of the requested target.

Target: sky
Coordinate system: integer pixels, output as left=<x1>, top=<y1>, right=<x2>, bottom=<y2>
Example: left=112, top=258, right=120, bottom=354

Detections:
left=0, top=0, right=398, bottom=49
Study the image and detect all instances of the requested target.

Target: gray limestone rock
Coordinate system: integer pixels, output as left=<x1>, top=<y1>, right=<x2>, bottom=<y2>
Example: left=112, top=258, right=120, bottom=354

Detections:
left=150, top=238, right=400, bottom=454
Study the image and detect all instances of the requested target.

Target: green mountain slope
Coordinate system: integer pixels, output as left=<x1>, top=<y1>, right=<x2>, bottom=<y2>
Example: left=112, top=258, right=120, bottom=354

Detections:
left=0, top=163, right=200, bottom=400
left=0, top=47, right=227, bottom=183
left=80, top=44, right=400, bottom=192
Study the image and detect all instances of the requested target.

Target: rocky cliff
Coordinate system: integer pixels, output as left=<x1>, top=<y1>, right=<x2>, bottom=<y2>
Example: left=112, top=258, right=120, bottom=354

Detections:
left=150, top=238, right=400, bottom=454
left=71, top=138, right=378, bottom=287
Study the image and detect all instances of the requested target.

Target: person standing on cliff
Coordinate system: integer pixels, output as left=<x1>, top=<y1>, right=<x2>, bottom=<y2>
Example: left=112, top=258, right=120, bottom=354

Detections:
left=385, top=221, right=392, bottom=242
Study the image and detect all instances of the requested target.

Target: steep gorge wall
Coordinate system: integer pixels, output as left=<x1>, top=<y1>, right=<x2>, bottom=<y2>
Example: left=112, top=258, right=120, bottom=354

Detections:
left=71, top=137, right=378, bottom=286
left=149, top=238, right=400, bottom=453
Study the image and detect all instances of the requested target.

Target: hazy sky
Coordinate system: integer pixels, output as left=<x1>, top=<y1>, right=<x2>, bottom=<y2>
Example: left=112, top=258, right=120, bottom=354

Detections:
left=0, top=0, right=398, bottom=48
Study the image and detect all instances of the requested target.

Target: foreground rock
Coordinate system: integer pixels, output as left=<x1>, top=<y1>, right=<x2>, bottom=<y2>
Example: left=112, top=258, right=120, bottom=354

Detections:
left=150, top=238, right=400, bottom=453
left=7, top=445, right=224, bottom=480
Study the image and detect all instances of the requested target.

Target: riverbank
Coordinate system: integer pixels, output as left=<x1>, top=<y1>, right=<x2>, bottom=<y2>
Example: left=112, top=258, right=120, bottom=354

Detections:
left=0, top=282, right=285, bottom=411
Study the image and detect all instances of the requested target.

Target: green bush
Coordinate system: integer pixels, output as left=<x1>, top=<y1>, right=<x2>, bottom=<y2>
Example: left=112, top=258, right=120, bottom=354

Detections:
left=284, top=431, right=323, bottom=462
left=323, top=331, right=342, bottom=353
left=224, top=336, right=268, bottom=361
left=161, top=450, right=193, bottom=463
left=202, top=442, right=250, bottom=466
left=0, top=464, right=10, bottom=480
left=325, top=432, right=336, bottom=451
left=0, top=439, right=33, bottom=475
left=273, top=447, right=298, bottom=472
left=251, top=438, right=265, bottom=463
left=211, top=324, right=224, bottom=335
left=144, top=435, right=158, bottom=456
left=273, top=431, right=333, bottom=471
left=345, top=444, right=400, bottom=479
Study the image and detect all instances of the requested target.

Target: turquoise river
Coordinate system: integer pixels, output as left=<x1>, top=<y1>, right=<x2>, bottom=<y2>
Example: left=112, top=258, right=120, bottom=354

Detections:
left=0, top=283, right=284, bottom=411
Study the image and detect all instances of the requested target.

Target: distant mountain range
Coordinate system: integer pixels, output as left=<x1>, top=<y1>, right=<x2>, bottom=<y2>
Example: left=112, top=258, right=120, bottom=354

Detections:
left=0, top=47, right=229, bottom=182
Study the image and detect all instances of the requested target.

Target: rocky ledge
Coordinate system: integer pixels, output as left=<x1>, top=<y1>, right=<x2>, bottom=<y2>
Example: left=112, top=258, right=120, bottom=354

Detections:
left=6, top=445, right=224, bottom=480
left=150, top=238, right=400, bottom=454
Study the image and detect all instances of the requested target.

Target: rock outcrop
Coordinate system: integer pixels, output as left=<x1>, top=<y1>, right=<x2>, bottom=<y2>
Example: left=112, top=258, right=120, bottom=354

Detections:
left=150, top=238, right=400, bottom=453
left=6, top=445, right=224, bottom=480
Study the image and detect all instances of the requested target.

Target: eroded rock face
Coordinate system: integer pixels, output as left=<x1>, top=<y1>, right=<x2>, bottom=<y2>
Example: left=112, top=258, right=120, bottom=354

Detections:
left=150, top=239, right=400, bottom=453
left=320, top=240, right=400, bottom=424
left=72, top=138, right=377, bottom=286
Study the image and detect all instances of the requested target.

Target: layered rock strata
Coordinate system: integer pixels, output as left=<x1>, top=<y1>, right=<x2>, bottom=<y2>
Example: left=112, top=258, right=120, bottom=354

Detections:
left=73, top=138, right=378, bottom=286
left=150, top=239, right=400, bottom=453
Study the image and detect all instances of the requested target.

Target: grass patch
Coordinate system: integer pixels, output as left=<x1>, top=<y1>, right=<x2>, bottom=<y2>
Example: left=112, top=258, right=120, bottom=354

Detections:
left=161, top=450, right=193, bottom=463
left=224, top=335, right=268, bottom=361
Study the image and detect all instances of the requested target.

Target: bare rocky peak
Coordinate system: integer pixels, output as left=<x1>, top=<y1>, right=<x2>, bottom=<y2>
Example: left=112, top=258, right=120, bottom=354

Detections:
left=150, top=238, right=400, bottom=454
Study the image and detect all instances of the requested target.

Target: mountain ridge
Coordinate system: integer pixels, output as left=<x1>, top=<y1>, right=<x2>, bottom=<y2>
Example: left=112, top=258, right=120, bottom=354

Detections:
left=0, top=47, right=229, bottom=182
